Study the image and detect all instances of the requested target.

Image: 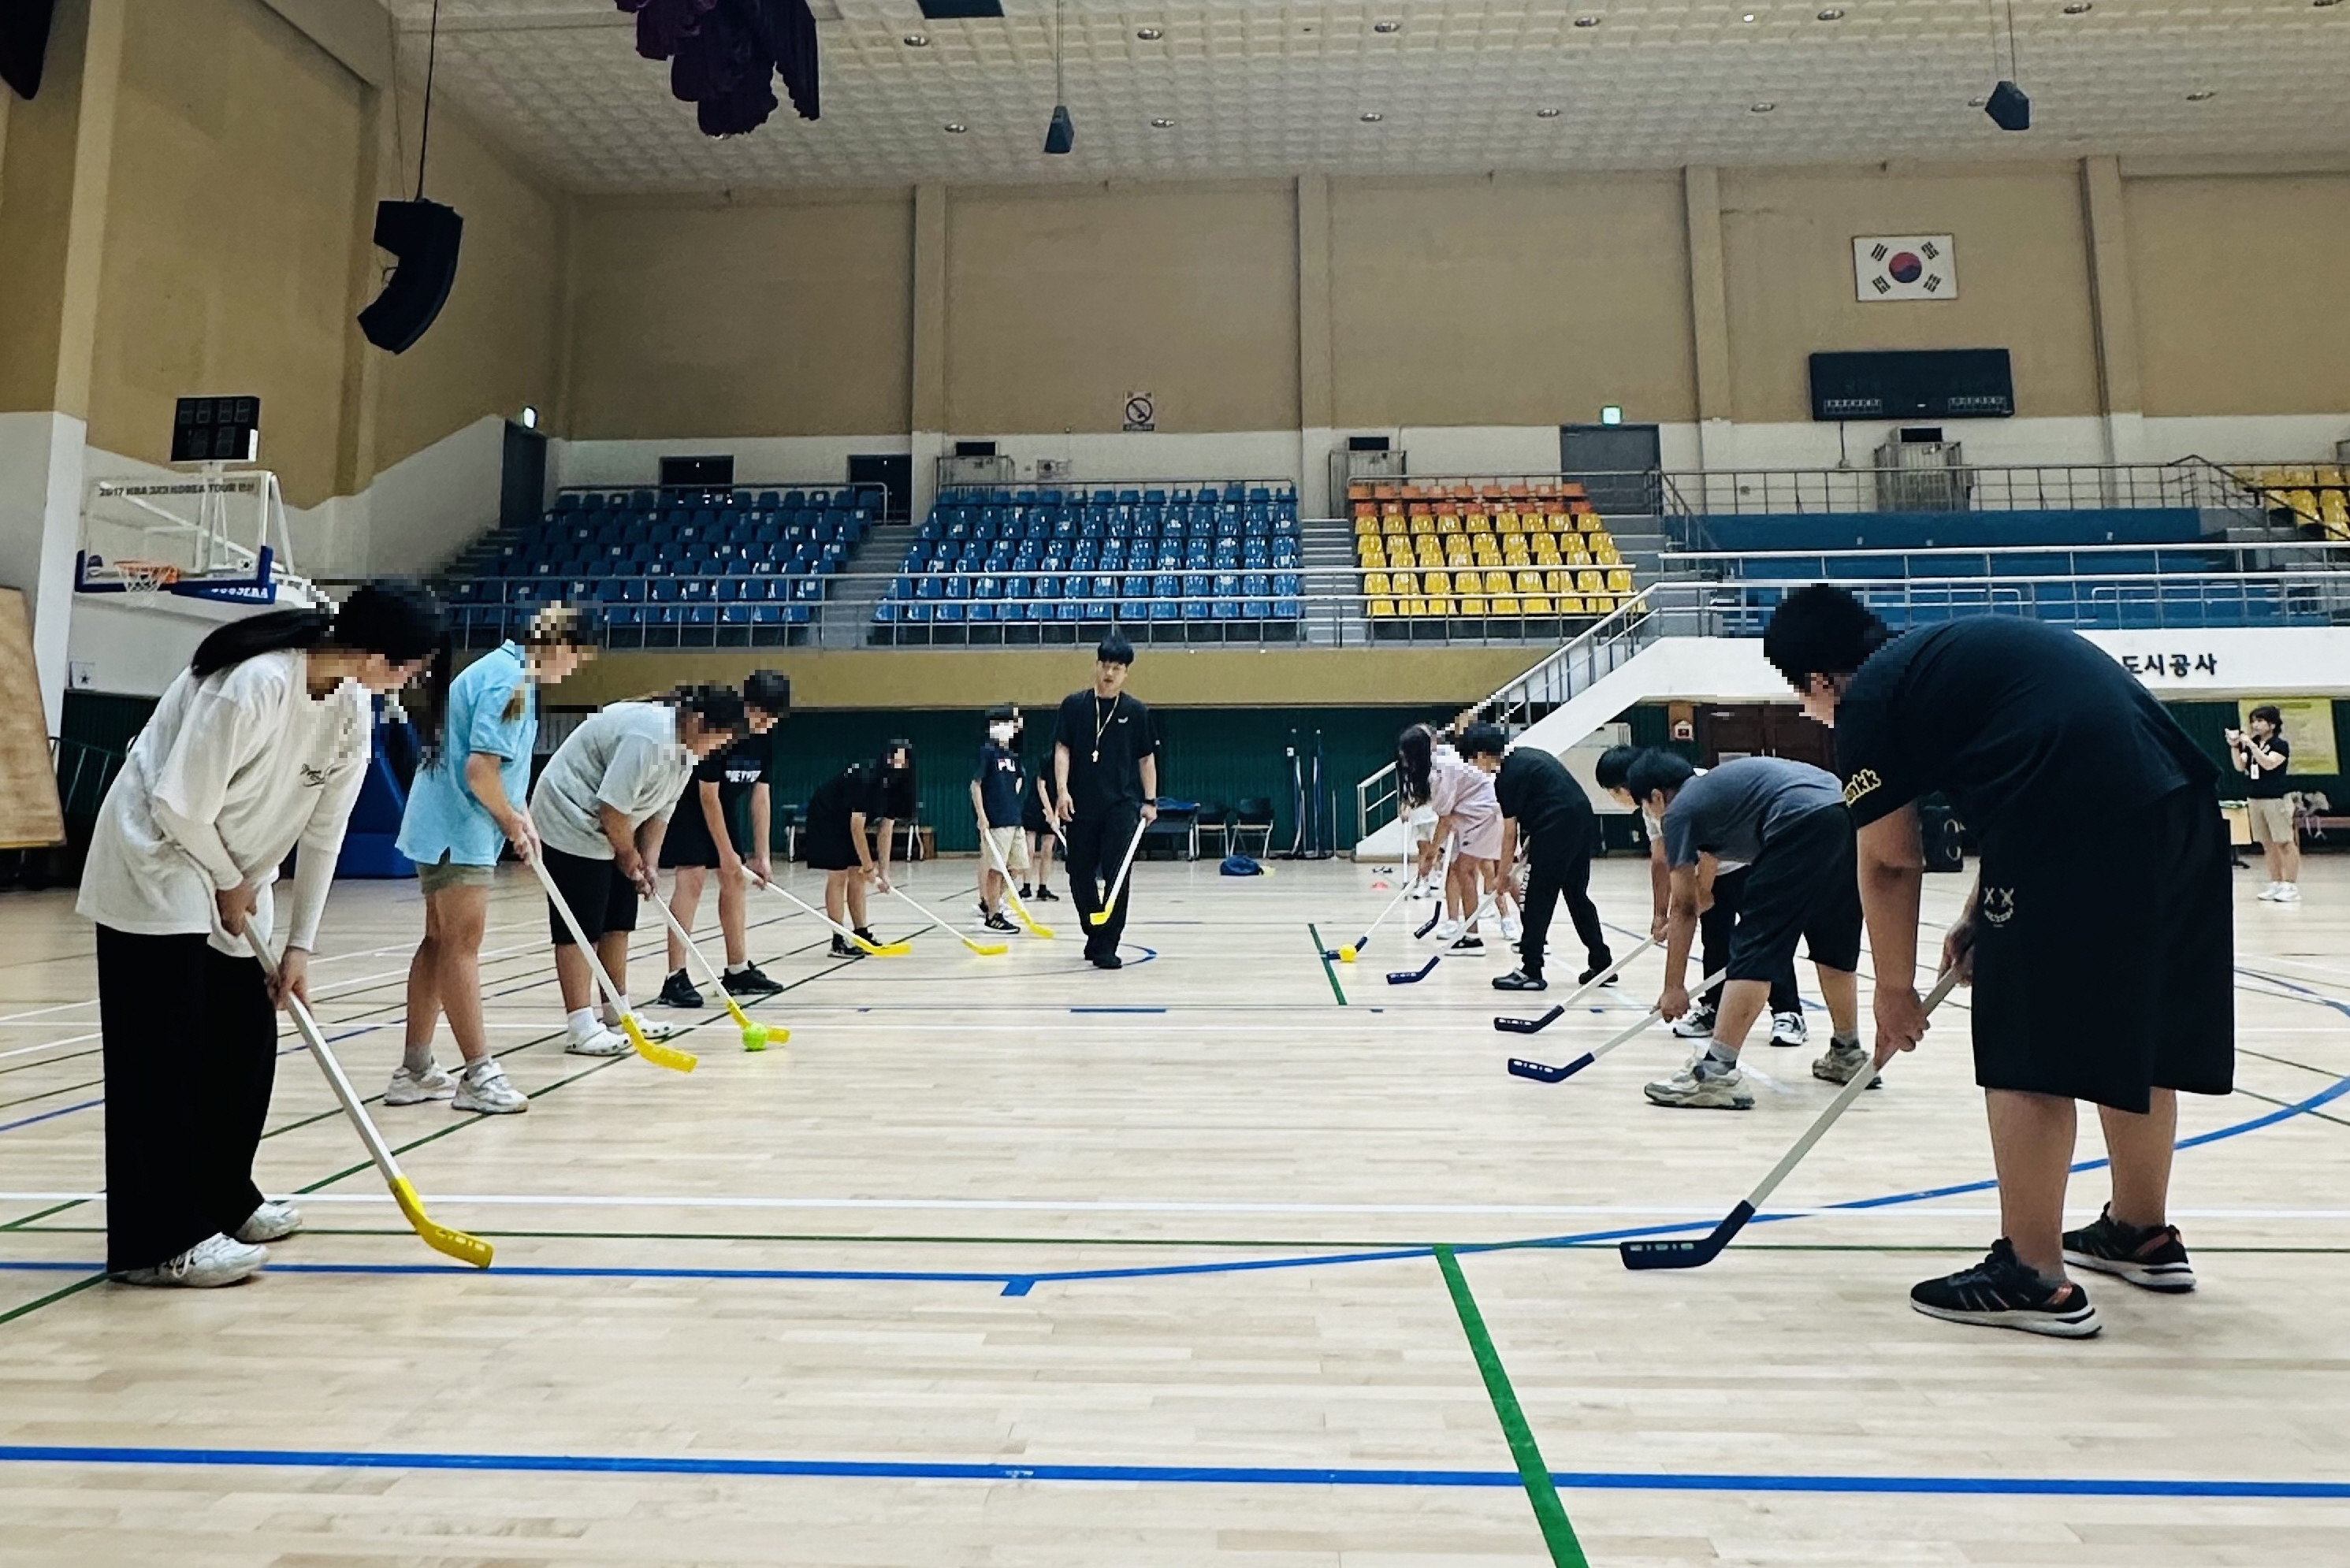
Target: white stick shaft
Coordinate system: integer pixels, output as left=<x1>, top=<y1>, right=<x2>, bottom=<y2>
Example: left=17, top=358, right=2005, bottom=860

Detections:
left=887, top=884, right=968, bottom=942
left=649, top=891, right=727, bottom=992
left=1097, top=816, right=1149, bottom=913
left=1590, top=967, right=1729, bottom=1061
left=752, top=875, right=868, bottom=944
left=1742, top=969, right=1959, bottom=1212
left=1355, top=880, right=1415, bottom=943
left=1554, top=937, right=1659, bottom=1009
left=526, top=853, right=634, bottom=1019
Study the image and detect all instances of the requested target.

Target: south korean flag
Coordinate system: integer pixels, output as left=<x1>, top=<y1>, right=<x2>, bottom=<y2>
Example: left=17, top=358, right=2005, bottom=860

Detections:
left=1854, top=235, right=1956, bottom=302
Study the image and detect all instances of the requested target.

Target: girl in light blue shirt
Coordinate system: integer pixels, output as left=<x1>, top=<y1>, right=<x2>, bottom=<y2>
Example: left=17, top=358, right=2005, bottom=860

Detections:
left=391, top=605, right=593, bottom=1113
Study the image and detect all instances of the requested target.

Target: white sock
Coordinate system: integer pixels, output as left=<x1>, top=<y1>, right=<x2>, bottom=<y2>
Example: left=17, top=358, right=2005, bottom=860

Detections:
left=400, top=1041, right=437, bottom=1075
left=604, top=995, right=630, bottom=1025
left=726, top=963, right=749, bottom=977
left=1705, top=1042, right=1741, bottom=1068
left=460, top=1056, right=499, bottom=1081
left=567, top=1008, right=601, bottom=1042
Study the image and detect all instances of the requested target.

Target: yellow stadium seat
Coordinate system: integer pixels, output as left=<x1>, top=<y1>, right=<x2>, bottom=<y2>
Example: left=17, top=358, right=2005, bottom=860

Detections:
left=1567, top=548, right=1592, bottom=567
left=1422, top=570, right=1450, bottom=596
left=1445, top=547, right=1472, bottom=567
left=1467, top=515, right=1494, bottom=535
left=1544, top=570, right=1571, bottom=593
left=1595, top=545, right=1623, bottom=567
left=1503, top=547, right=1530, bottom=567
left=1364, top=571, right=1391, bottom=596
left=1607, top=567, right=1634, bottom=593
left=1458, top=596, right=1488, bottom=615
left=1482, top=570, right=1511, bottom=593
left=1491, top=596, right=1520, bottom=615
left=1555, top=594, right=1585, bottom=615
left=1522, top=595, right=1552, bottom=615
left=1515, top=570, right=1545, bottom=593
left=1437, top=515, right=1463, bottom=535
left=1392, top=570, right=1419, bottom=596
left=1410, top=517, right=1437, bottom=537
left=1369, top=598, right=1396, bottom=619
left=1586, top=593, right=1616, bottom=614
left=1382, top=515, right=1408, bottom=536
left=1579, top=515, right=1604, bottom=533
left=1577, top=569, right=1604, bottom=593
left=1494, top=513, right=1520, bottom=536
left=1355, top=518, right=1381, bottom=539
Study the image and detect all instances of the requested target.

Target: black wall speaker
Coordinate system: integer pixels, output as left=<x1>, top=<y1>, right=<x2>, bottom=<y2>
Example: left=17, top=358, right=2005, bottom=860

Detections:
left=358, top=199, right=463, bottom=354
left=1985, top=80, right=2031, bottom=132
left=0, top=0, right=57, bottom=99
left=1043, top=103, right=1075, bottom=155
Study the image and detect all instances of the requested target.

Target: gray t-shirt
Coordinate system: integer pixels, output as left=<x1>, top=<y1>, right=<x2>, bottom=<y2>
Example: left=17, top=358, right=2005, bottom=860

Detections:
left=530, top=702, right=694, bottom=860
left=1660, top=756, right=1846, bottom=871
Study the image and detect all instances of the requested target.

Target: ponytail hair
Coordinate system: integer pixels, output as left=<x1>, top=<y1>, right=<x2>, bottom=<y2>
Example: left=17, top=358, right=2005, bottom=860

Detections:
left=879, top=738, right=917, bottom=818
left=1396, top=723, right=1434, bottom=808
left=195, top=581, right=452, bottom=765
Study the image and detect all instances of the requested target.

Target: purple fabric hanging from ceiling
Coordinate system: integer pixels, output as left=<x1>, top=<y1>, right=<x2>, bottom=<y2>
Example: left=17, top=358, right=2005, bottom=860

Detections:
left=614, top=0, right=817, bottom=137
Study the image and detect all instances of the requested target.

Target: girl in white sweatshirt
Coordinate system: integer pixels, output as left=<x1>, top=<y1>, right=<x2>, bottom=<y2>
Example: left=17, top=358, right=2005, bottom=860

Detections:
left=77, top=583, right=448, bottom=1288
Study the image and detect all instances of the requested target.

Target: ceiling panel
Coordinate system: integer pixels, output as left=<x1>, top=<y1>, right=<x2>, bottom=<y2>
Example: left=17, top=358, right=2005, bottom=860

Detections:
left=381, top=1, right=2350, bottom=192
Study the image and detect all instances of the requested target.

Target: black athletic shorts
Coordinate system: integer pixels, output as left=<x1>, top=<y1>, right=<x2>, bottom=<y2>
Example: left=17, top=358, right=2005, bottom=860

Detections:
left=660, top=799, right=746, bottom=870
left=804, top=808, right=860, bottom=873
left=1021, top=784, right=1048, bottom=836
left=542, top=844, right=639, bottom=946
left=1969, top=786, right=2233, bottom=1113
left=1725, top=804, right=1862, bottom=982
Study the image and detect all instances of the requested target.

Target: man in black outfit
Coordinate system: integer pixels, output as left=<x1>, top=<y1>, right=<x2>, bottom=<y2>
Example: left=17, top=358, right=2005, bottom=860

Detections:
left=1052, top=634, right=1159, bottom=970
left=1766, top=585, right=2233, bottom=1339
left=1461, top=727, right=1612, bottom=992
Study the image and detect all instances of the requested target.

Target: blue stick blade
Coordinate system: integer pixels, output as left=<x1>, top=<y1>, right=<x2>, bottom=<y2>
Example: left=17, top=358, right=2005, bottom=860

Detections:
left=1552, top=1051, right=1597, bottom=1079
left=1506, top=1057, right=1571, bottom=1083
left=1619, top=1201, right=1757, bottom=1271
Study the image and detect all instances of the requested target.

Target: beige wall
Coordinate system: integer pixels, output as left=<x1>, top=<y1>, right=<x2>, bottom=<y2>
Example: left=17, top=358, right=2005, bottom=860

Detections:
left=1329, top=175, right=1697, bottom=428
left=84, top=0, right=365, bottom=505
left=371, top=108, right=564, bottom=474
left=1719, top=164, right=2103, bottom=423
left=0, top=0, right=99, bottom=417
left=564, top=191, right=913, bottom=440
left=944, top=182, right=1299, bottom=433
left=2126, top=173, right=2350, bottom=420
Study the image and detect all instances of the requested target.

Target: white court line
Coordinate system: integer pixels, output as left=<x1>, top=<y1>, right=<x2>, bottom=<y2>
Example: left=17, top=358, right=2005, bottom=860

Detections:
left=9, top=1191, right=2350, bottom=1220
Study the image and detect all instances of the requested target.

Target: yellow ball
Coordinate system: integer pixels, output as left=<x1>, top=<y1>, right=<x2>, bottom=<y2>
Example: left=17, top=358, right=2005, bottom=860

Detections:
left=1338, top=946, right=1358, bottom=964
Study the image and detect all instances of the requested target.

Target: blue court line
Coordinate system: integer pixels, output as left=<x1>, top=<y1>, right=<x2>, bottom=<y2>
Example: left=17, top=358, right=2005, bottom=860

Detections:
left=0, top=1099, right=102, bottom=1135
left=1, top=1444, right=2343, bottom=1499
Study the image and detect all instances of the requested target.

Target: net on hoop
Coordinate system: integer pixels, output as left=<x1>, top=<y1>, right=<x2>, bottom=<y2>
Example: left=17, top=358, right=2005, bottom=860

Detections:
left=114, top=559, right=181, bottom=596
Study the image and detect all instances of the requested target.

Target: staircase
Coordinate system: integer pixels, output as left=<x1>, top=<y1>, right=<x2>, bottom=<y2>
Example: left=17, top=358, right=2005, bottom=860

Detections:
left=818, top=525, right=911, bottom=648
left=1298, top=516, right=1366, bottom=646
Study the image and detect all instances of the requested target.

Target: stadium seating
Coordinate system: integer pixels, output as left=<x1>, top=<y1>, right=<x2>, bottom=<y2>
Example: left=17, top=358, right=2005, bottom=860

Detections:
left=1348, top=480, right=1636, bottom=636
left=441, top=485, right=880, bottom=648
left=872, top=482, right=1304, bottom=644
left=2231, top=463, right=2350, bottom=541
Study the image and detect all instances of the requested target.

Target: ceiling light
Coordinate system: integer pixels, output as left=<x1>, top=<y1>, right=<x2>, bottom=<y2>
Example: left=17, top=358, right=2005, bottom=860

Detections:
left=1136, top=26, right=1162, bottom=39
left=1816, top=6, right=1843, bottom=19
left=1968, top=95, right=1987, bottom=106
left=1535, top=106, right=1563, bottom=117
left=1741, top=11, right=1757, bottom=20
left=1373, top=20, right=1401, bottom=32
left=2062, top=1, right=2091, bottom=12
left=2185, top=89, right=2215, bottom=100
left=1150, top=117, right=1175, bottom=128
left=519, top=406, right=538, bottom=430
left=1574, top=14, right=1601, bottom=26
left=943, top=121, right=967, bottom=132
left=903, top=33, right=928, bottom=46
left=1359, top=111, right=1385, bottom=122
left=1750, top=101, right=1776, bottom=112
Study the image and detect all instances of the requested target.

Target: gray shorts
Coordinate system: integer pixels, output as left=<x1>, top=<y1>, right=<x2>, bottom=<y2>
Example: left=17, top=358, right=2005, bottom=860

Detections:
left=416, top=854, right=497, bottom=894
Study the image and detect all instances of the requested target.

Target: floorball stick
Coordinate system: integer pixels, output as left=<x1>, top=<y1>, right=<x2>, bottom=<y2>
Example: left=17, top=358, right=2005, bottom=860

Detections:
left=1619, top=969, right=1960, bottom=1271
left=1506, top=966, right=1727, bottom=1083
left=647, top=889, right=783, bottom=1051
left=889, top=884, right=1010, bottom=957
left=1495, top=938, right=1658, bottom=1034
left=1085, top=815, right=1151, bottom=928
left=252, top=939, right=492, bottom=1267
left=749, top=875, right=913, bottom=956
left=527, top=853, right=697, bottom=1072
left=1327, top=878, right=1416, bottom=964
left=978, top=832, right=1054, bottom=938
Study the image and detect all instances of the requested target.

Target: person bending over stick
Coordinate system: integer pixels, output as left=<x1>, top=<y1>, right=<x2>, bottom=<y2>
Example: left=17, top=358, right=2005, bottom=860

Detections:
left=1462, top=727, right=1612, bottom=992
left=656, top=670, right=790, bottom=1008
left=1628, top=750, right=1868, bottom=1112
left=1764, top=585, right=2232, bottom=1338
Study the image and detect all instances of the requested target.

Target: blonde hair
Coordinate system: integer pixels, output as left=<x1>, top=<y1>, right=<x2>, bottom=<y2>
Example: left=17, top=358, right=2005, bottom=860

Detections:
left=503, top=603, right=593, bottom=723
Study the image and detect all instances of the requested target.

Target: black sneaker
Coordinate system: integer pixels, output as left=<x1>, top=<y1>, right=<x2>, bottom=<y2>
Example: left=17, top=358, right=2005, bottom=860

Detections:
left=655, top=970, right=704, bottom=1009
left=1035, top=885, right=1060, bottom=902
left=1018, top=885, right=1033, bottom=900
left=829, top=935, right=863, bottom=960
left=1090, top=950, right=1124, bottom=970
left=723, top=963, right=783, bottom=998
left=1493, top=969, right=1547, bottom=992
left=984, top=912, right=1020, bottom=934
left=1577, top=961, right=1619, bottom=987
left=2063, top=1205, right=2196, bottom=1293
left=1909, top=1239, right=2102, bottom=1338
left=1450, top=934, right=1485, bottom=953
left=853, top=928, right=883, bottom=950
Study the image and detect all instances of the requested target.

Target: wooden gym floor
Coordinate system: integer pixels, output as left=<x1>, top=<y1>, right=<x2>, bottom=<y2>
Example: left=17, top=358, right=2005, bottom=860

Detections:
left=0, top=854, right=2345, bottom=1566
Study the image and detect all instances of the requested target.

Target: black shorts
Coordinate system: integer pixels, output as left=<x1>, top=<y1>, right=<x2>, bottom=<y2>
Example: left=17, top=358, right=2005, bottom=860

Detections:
left=804, top=809, right=860, bottom=872
left=1970, top=787, right=2233, bottom=1113
left=542, top=844, right=639, bottom=946
left=660, top=801, right=746, bottom=869
left=1726, top=804, right=1862, bottom=981
left=1021, top=790, right=1048, bottom=836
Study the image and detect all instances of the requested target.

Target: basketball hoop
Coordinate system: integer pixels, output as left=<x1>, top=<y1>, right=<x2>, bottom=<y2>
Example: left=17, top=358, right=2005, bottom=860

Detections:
left=115, top=559, right=181, bottom=597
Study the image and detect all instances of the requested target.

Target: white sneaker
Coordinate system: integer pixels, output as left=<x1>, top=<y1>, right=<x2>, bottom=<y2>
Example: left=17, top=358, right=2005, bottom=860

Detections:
left=1499, top=912, right=1523, bottom=942
left=565, top=1027, right=633, bottom=1057
left=117, top=1232, right=267, bottom=1287
left=452, top=1061, right=529, bottom=1114
left=1769, top=1011, right=1809, bottom=1048
left=385, top=1062, right=457, bottom=1105
left=1813, top=1039, right=1883, bottom=1089
left=1644, top=1052, right=1754, bottom=1110
left=1671, top=1002, right=1717, bottom=1041
left=2274, top=883, right=2301, bottom=904
left=1432, top=918, right=1465, bottom=943
left=232, top=1199, right=303, bottom=1244
left=2257, top=882, right=2281, bottom=901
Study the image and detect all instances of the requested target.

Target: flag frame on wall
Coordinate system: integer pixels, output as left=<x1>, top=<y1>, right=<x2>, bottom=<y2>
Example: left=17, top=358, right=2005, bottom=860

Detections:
left=1854, top=235, right=1958, bottom=302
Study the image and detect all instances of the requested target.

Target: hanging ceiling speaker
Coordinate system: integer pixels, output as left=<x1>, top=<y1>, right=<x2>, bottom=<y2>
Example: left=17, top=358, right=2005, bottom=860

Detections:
left=1984, top=79, right=2031, bottom=132
left=1043, top=103, right=1075, bottom=154
left=358, top=199, right=464, bottom=355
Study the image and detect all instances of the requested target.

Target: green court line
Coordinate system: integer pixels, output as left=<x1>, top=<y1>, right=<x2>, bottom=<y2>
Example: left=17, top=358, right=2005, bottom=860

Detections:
left=1435, top=1245, right=1589, bottom=1568
left=2231, top=1086, right=2350, bottom=1133
left=0, top=1272, right=104, bottom=1328
left=1306, top=923, right=1348, bottom=1006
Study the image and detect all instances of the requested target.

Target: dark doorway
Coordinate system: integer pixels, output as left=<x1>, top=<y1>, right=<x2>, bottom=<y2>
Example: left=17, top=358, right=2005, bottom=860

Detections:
left=849, top=454, right=912, bottom=521
left=500, top=421, right=548, bottom=532
left=1697, top=704, right=1835, bottom=770
left=1560, top=423, right=1663, bottom=516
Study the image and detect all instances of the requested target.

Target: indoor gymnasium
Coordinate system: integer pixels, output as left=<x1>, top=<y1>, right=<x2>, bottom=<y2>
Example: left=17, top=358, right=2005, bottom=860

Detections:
left=6, top=2, right=2350, bottom=1564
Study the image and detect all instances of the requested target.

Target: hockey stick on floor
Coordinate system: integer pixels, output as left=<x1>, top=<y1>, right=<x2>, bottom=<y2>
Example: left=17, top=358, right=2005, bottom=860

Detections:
left=253, top=938, right=493, bottom=1268
left=888, top=884, right=1010, bottom=957
left=1619, top=968, right=1959, bottom=1272
left=647, top=887, right=786, bottom=1051
left=1506, top=966, right=1727, bottom=1082
left=748, top=875, right=913, bottom=956
left=527, top=854, right=698, bottom=1072
left=1326, top=877, right=1416, bottom=964
left=1495, top=938, right=1659, bottom=1034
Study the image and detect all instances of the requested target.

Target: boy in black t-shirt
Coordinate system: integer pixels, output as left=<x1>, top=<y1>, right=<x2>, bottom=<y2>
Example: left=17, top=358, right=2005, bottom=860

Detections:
left=657, top=671, right=790, bottom=1007
left=1765, top=586, right=2231, bottom=1339
left=1462, top=731, right=1612, bottom=993
left=971, top=704, right=1027, bottom=933
left=2229, top=704, right=2300, bottom=902
left=1052, top=633, right=1159, bottom=969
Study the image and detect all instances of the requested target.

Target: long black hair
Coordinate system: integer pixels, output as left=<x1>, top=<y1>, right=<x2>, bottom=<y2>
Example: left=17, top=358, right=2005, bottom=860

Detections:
left=192, top=581, right=451, bottom=762
left=1396, top=723, right=1435, bottom=808
left=879, top=738, right=917, bottom=819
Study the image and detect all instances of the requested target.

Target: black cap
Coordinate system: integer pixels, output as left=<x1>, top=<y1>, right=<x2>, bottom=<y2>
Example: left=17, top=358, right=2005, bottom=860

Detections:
left=1096, top=632, right=1136, bottom=666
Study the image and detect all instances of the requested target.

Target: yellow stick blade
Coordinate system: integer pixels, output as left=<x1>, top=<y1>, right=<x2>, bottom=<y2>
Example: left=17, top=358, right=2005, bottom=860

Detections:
left=858, top=939, right=915, bottom=957
left=965, top=941, right=1010, bottom=957
left=390, top=1176, right=493, bottom=1269
left=1022, top=920, right=1058, bottom=939
left=623, top=1016, right=698, bottom=1073
left=1086, top=912, right=1111, bottom=926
